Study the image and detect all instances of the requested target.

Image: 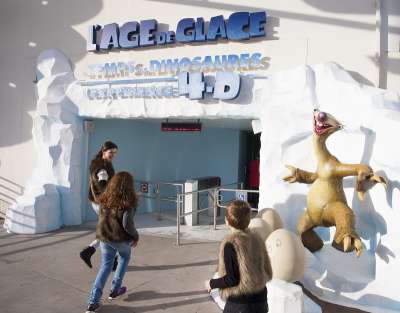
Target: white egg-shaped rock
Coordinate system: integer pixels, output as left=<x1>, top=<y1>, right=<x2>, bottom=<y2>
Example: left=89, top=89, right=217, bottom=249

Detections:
left=248, top=217, right=272, bottom=241
left=256, top=208, right=284, bottom=233
left=265, top=229, right=306, bottom=283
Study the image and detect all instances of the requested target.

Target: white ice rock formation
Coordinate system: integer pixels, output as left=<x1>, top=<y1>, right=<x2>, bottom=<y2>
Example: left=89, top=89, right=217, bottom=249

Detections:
left=5, top=49, right=85, bottom=233
left=258, top=63, right=400, bottom=313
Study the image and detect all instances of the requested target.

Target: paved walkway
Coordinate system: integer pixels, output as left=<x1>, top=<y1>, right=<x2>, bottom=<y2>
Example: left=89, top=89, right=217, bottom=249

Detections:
left=0, top=218, right=366, bottom=313
left=0, top=221, right=224, bottom=313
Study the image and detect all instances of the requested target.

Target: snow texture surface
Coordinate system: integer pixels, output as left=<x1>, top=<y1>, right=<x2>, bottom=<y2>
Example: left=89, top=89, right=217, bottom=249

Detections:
left=258, top=63, right=400, bottom=313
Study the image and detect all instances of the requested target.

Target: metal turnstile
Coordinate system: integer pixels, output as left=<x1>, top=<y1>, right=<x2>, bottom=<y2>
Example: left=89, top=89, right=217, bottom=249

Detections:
left=183, top=176, right=221, bottom=226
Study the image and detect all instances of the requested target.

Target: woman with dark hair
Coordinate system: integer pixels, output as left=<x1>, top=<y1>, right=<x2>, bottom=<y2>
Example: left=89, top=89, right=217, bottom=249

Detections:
left=86, top=171, right=139, bottom=313
left=80, top=141, right=118, bottom=268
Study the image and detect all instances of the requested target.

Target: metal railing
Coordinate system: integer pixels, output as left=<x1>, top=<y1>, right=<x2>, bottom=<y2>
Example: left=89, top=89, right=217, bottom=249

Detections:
left=0, top=176, right=24, bottom=219
left=135, top=179, right=184, bottom=220
left=155, top=181, right=184, bottom=220
left=133, top=179, right=259, bottom=246
left=175, top=183, right=259, bottom=246
left=217, top=188, right=259, bottom=212
left=176, top=186, right=219, bottom=246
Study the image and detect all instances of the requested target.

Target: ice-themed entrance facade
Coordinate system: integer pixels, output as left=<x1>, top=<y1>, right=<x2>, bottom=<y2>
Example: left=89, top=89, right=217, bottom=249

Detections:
left=5, top=48, right=267, bottom=234
left=4, top=48, right=400, bottom=313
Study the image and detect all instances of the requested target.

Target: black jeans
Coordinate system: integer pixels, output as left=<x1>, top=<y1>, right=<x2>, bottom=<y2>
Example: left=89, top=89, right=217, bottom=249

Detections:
left=223, top=301, right=268, bottom=313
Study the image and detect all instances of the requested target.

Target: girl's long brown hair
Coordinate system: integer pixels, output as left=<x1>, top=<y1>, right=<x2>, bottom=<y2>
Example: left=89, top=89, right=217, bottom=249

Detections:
left=98, top=171, right=138, bottom=211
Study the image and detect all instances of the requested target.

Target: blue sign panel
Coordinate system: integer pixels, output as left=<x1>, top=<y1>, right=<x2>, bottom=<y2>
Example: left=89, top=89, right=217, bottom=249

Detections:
left=83, top=71, right=244, bottom=101
left=87, top=11, right=267, bottom=52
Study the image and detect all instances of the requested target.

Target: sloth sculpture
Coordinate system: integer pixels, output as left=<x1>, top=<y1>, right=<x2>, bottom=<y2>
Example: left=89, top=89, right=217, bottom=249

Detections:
left=283, top=110, right=387, bottom=257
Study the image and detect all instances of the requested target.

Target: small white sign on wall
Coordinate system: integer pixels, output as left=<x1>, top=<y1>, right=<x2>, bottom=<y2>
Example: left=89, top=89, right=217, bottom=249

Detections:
left=236, top=190, right=248, bottom=202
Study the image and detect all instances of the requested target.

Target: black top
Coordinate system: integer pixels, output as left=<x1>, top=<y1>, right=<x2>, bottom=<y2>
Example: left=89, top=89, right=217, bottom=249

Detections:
left=210, top=242, right=267, bottom=304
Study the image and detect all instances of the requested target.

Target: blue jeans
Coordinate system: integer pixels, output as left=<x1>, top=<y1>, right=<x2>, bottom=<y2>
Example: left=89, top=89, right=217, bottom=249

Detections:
left=88, top=241, right=132, bottom=304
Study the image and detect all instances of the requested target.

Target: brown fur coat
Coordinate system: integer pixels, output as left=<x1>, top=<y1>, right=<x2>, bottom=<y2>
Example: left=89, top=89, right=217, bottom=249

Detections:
left=96, top=206, right=137, bottom=243
left=218, top=228, right=272, bottom=300
left=88, top=157, right=115, bottom=203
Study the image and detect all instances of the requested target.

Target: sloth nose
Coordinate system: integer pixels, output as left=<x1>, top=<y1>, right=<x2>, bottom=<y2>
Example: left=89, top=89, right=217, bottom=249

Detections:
left=317, top=111, right=327, bottom=122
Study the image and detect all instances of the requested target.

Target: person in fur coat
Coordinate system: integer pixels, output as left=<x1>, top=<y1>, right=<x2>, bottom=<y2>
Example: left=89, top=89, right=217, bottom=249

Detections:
left=85, top=171, right=139, bottom=313
left=80, top=141, right=118, bottom=269
left=206, top=200, right=272, bottom=313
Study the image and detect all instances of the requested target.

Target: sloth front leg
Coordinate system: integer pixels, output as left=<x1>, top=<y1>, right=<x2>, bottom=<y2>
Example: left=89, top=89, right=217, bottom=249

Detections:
left=283, top=165, right=318, bottom=184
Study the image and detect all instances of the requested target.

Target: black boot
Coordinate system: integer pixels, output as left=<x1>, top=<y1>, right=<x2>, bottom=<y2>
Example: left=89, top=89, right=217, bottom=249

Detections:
left=112, top=256, right=118, bottom=272
left=80, top=246, right=96, bottom=268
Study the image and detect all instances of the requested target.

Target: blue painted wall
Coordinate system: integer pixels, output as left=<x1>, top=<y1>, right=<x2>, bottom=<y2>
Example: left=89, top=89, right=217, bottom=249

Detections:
left=86, top=119, right=244, bottom=219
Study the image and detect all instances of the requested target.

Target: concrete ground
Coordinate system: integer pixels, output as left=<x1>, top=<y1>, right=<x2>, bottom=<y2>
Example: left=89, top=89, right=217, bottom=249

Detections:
left=0, top=216, right=367, bottom=313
